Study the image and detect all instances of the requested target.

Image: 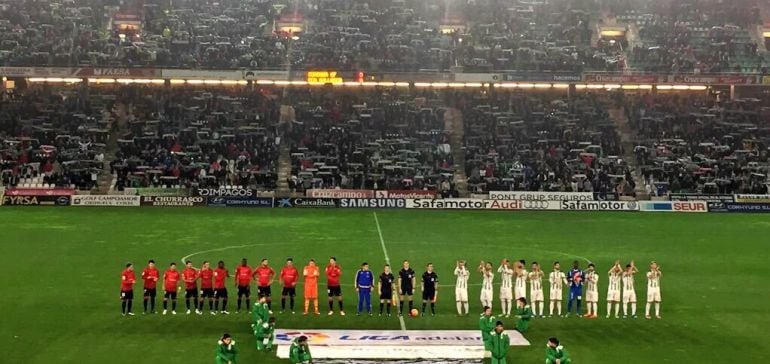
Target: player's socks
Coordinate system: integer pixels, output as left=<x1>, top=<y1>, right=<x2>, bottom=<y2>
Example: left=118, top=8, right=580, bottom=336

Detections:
left=539, top=302, right=544, bottom=316
left=549, top=301, right=554, bottom=316
left=222, top=299, right=228, bottom=311
left=408, top=301, right=414, bottom=311
left=576, top=300, right=581, bottom=315
left=214, top=300, right=220, bottom=311
left=645, top=303, right=651, bottom=317
left=328, top=300, right=334, bottom=311
left=387, top=303, right=392, bottom=315
left=246, top=299, right=251, bottom=311
left=304, top=299, right=309, bottom=313
left=185, top=299, right=190, bottom=310
left=379, top=303, right=384, bottom=314
left=430, top=302, right=435, bottom=315
left=421, top=302, right=427, bottom=313
left=209, top=300, right=213, bottom=311
left=655, top=303, right=660, bottom=317
left=462, top=302, right=468, bottom=315
left=622, top=304, right=628, bottom=316
left=267, top=301, right=272, bottom=310
left=237, top=298, right=242, bottom=311
left=281, top=298, right=286, bottom=310
left=127, top=300, right=132, bottom=313
left=631, top=303, right=637, bottom=316
left=151, top=298, right=156, bottom=312
left=338, top=301, right=344, bottom=311
left=163, top=300, right=168, bottom=310
left=314, top=299, right=319, bottom=313
left=121, top=301, right=127, bottom=314
left=607, top=303, right=612, bottom=317
left=143, top=299, right=148, bottom=313
left=399, top=301, right=404, bottom=314
left=290, top=297, right=295, bottom=311
left=557, top=303, right=562, bottom=316
left=456, top=301, right=462, bottom=315
left=614, top=303, right=620, bottom=317
left=172, top=301, right=177, bottom=311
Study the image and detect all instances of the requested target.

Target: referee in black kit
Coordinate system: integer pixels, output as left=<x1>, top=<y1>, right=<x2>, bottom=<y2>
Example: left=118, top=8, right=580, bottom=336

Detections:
left=398, top=260, right=416, bottom=316
left=421, top=263, right=439, bottom=316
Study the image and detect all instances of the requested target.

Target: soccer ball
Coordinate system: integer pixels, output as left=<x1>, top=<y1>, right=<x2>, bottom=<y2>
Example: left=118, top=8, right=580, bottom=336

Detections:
left=410, top=308, right=419, bottom=317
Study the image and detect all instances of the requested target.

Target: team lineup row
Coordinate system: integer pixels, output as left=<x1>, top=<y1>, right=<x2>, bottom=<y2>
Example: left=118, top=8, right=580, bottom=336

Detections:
left=118, top=257, right=663, bottom=319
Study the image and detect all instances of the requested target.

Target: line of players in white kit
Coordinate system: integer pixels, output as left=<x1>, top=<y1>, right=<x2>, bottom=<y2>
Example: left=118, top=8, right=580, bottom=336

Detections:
left=452, top=259, right=663, bottom=319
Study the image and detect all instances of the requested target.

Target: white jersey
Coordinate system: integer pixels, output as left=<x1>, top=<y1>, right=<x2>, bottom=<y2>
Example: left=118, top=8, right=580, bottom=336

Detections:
left=498, top=266, right=513, bottom=290
left=622, top=273, right=635, bottom=292
left=608, top=271, right=622, bottom=292
left=646, top=271, right=660, bottom=290
left=515, top=269, right=527, bottom=299
left=482, top=271, right=494, bottom=291
left=585, top=271, right=599, bottom=293
left=549, top=271, right=566, bottom=291
left=454, top=267, right=470, bottom=290
left=529, top=271, right=544, bottom=301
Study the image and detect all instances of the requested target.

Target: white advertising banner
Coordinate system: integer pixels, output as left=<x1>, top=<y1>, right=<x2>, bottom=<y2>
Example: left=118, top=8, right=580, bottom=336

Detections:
left=489, top=191, right=594, bottom=201
left=274, top=329, right=529, bottom=347
left=405, top=199, right=561, bottom=210
left=71, top=195, right=141, bottom=207
left=560, top=200, right=639, bottom=211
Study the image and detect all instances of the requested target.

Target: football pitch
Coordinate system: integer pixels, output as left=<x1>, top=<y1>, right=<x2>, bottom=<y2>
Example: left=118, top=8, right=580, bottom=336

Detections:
left=1, top=207, right=769, bottom=363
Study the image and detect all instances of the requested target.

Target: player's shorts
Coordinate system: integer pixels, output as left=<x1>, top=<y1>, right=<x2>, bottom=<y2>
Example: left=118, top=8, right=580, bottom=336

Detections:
left=606, top=289, right=620, bottom=302
left=327, top=285, right=342, bottom=297
left=185, top=288, right=198, bottom=299
left=399, top=286, right=413, bottom=296
left=480, top=289, right=493, bottom=302
left=530, top=289, right=544, bottom=302
left=164, top=291, right=177, bottom=300
left=214, top=288, right=228, bottom=299
left=586, top=290, right=598, bottom=303
left=549, top=288, right=563, bottom=301
left=237, top=285, right=250, bottom=296
left=143, top=288, right=156, bottom=298
left=515, top=287, right=527, bottom=300
left=455, top=288, right=468, bottom=302
left=623, top=290, right=637, bottom=303
left=646, top=288, right=661, bottom=302
left=500, top=288, right=512, bottom=300
left=422, top=289, right=436, bottom=301
left=121, top=290, right=134, bottom=300
left=569, top=289, right=582, bottom=301
left=380, top=290, right=393, bottom=301
left=282, top=287, right=296, bottom=297
left=257, top=286, right=271, bottom=298
left=201, top=288, right=214, bottom=298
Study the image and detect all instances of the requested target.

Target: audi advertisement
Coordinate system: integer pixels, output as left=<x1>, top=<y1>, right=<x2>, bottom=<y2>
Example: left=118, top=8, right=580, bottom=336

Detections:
left=405, top=199, right=561, bottom=210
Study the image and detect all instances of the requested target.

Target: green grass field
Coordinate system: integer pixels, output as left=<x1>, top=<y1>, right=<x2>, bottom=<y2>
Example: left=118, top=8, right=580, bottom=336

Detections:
left=1, top=208, right=769, bottom=363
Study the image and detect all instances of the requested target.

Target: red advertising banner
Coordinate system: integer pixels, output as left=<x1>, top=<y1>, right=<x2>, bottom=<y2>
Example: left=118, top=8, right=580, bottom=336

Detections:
left=583, top=73, right=666, bottom=83
left=306, top=189, right=375, bottom=198
left=5, top=188, right=76, bottom=196
left=73, top=68, right=160, bottom=78
left=671, top=75, right=757, bottom=85
left=374, top=190, right=437, bottom=198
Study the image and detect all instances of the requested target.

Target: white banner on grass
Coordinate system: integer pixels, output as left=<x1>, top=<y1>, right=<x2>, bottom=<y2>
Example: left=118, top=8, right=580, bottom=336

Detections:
left=274, top=329, right=529, bottom=347
left=489, top=191, right=593, bottom=201
left=71, top=195, right=141, bottom=207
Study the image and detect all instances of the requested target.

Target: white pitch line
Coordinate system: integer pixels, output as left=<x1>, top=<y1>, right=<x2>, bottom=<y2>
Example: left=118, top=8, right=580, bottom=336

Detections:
left=373, top=212, right=406, bottom=331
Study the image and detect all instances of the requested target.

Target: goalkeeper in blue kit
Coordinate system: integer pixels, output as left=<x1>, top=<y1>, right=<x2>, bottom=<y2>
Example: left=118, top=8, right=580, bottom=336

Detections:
left=566, top=261, right=584, bottom=317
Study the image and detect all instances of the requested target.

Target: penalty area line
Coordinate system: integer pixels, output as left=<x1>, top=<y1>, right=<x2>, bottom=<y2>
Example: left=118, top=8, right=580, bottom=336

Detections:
left=373, top=212, right=406, bottom=331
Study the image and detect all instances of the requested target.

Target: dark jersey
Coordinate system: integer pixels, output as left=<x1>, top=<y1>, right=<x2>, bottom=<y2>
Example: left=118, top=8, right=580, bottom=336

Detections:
left=422, top=271, right=438, bottom=291
left=399, top=268, right=415, bottom=289
left=379, top=273, right=395, bottom=295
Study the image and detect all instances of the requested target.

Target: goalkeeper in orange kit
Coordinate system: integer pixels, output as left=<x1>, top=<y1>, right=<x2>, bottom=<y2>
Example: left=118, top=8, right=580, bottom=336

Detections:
left=303, top=259, right=320, bottom=315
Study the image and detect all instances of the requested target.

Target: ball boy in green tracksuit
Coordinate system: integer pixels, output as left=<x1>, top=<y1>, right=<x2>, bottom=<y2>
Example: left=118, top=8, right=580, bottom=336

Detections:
left=489, top=321, right=510, bottom=364
left=252, top=297, right=269, bottom=327
left=546, top=337, right=572, bottom=364
left=478, top=306, right=496, bottom=351
left=289, top=335, right=313, bottom=364
left=514, top=297, right=533, bottom=332
left=255, top=317, right=276, bottom=351
left=215, top=333, right=238, bottom=364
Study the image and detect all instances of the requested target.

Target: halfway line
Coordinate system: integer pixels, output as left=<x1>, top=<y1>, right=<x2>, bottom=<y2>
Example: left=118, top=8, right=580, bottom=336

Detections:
left=373, top=212, right=406, bottom=331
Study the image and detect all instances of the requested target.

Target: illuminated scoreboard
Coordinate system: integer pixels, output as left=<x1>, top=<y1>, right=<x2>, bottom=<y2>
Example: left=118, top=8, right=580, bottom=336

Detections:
left=306, top=71, right=343, bottom=84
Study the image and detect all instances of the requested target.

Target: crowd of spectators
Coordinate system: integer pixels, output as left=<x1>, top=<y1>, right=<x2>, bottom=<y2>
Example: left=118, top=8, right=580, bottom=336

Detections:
left=628, top=93, right=769, bottom=195
left=614, top=0, right=766, bottom=73
left=284, top=88, right=455, bottom=194
left=0, top=85, right=109, bottom=189
left=9, top=0, right=763, bottom=72
left=112, top=86, right=280, bottom=191
left=462, top=91, right=634, bottom=196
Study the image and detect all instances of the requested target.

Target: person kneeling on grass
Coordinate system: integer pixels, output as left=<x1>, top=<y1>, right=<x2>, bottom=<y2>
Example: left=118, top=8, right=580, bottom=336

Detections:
left=290, top=335, right=313, bottom=364
left=255, top=317, right=276, bottom=351
left=514, top=297, right=532, bottom=333
left=546, top=337, right=571, bottom=364
left=489, top=321, right=510, bottom=364
left=215, top=333, right=238, bottom=364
